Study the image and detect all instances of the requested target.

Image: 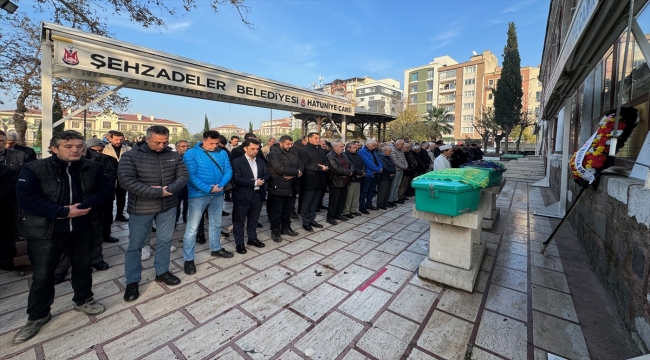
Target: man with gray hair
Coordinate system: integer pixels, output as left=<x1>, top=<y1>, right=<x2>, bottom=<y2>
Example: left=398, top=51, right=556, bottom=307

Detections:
left=388, top=139, right=407, bottom=205
left=4, top=131, right=37, bottom=161
left=118, top=125, right=188, bottom=302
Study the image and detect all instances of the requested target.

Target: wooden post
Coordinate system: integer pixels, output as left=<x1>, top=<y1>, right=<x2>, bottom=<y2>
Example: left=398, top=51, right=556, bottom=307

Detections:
left=369, top=121, right=374, bottom=138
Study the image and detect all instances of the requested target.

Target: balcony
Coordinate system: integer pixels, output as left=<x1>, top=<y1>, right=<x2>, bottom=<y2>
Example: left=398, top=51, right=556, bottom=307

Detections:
left=438, top=75, right=456, bottom=83
left=438, top=96, right=456, bottom=104
left=439, top=86, right=456, bottom=93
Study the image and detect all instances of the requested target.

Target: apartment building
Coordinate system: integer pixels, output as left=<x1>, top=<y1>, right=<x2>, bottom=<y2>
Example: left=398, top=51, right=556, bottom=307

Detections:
left=0, top=109, right=186, bottom=145
left=355, top=78, right=403, bottom=116
left=211, top=124, right=248, bottom=137
left=254, top=117, right=302, bottom=137
left=322, top=77, right=375, bottom=101
left=482, top=66, right=543, bottom=120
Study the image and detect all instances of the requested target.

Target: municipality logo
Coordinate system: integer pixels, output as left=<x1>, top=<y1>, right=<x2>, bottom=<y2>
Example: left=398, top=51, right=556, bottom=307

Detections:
left=62, top=47, right=79, bottom=65
left=301, top=98, right=306, bottom=107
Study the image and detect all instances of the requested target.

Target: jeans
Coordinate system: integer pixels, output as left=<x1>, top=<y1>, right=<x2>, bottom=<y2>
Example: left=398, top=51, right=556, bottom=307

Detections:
left=327, top=186, right=348, bottom=219
left=27, top=232, right=94, bottom=320
left=389, top=171, right=403, bottom=202
left=125, top=206, right=176, bottom=284
left=301, top=190, right=322, bottom=225
left=342, top=182, right=360, bottom=215
left=269, top=195, right=295, bottom=231
left=359, top=176, right=378, bottom=210
left=182, top=195, right=224, bottom=260
left=233, top=192, right=263, bottom=246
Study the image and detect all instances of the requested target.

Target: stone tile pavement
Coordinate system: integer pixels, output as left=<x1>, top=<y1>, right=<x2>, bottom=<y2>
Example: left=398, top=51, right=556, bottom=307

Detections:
left=0, top=181, right=597, bottom=359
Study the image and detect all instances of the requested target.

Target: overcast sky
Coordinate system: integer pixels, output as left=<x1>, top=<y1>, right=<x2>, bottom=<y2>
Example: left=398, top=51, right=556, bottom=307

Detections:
left=8, top=0, right=549, bottom=133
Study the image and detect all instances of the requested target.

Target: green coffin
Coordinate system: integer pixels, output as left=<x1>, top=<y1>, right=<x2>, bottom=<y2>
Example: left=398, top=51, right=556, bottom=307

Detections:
left=411, top=178, right=481, bottom=217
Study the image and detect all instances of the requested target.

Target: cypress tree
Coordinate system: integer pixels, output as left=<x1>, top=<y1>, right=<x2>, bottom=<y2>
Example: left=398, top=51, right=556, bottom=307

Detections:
left=493, top=22, right=523, bottom=154
left=203, top=114, right=210, bottom=132
left=53, top=95, right=65, bottom=136
left=249, top=121, right=254, bottom=133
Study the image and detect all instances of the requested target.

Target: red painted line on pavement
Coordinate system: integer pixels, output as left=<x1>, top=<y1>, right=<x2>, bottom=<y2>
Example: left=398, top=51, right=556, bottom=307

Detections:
left=359, top=267, right=388, bottom=291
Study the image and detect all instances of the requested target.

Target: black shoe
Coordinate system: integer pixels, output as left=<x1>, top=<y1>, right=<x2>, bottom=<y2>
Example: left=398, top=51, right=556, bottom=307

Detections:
left=290, top=211, right=299, bottom=219
left=151, top=227, right=156, bottom=233
left=387, top=202, right=396, bottom=207
left=303, top=224, right=314, bottom=232
left=104, top=236, right=120, bottom=243
left=257, top=223, right=263, bottom=228
left=335, top=216, right=348, bottom=222
left=326, top=218, right=338, bottom=225
left=378, top=206, right=387, bottom=210
left=360, top=209, right=370, bottom=215
left=319, top=205, right=328, bottom=210
left=0, top=260, right=14, bottom=271
left=221, top=231, right=229, bottom=238
left=184, top=260, right=196, bottom=275
left=155, top=271, right=181, bottom=286
left=396, top=199, right=405, bottom=204
left=247, top=239, right=265, bottom=248
left=281, top=228, right=299, bottom=237
left=124, top=282, right=139, bottom=302
left=236, top=244, right=247, bottom=254
left=310, top=221, right=323, bottom=228
left=271, top=230, right=282, bottom=242
left=115, top=215, right=128, bottom=222
left=352, top=212, right=362, bottom=216
left=343, top=214, right=354, bottom=219
left=196, top=233, right=206, bottom=244
left=367, top=205, right=379, bottom=210
left=53, top=272, right=66, bottom=285
left=222, top=210, right=230, bottom=216
left=91, top=261, right=110, bottom=271
left=12, top=313, right=52, bottom=344
left=212, top=248, right=234, bottom=258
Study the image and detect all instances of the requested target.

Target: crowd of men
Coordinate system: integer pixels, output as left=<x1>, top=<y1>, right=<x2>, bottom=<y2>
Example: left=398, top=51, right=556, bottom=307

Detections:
left=0, top=125, right=483, bottom=344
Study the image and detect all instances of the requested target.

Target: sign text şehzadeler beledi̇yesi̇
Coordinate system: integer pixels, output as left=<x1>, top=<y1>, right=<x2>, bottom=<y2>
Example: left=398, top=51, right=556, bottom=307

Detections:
left=89, top=54, right=352, bottom=112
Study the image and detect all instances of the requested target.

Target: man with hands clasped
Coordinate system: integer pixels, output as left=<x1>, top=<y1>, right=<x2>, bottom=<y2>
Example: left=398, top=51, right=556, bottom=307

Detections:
left=118, top=126, right=188, bottom=302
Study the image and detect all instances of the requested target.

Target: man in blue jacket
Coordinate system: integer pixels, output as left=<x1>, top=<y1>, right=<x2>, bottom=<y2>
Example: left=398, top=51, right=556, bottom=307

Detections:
left=182, top=130, right=234, bottom=275
left=358, top=139, right=383, bottom=214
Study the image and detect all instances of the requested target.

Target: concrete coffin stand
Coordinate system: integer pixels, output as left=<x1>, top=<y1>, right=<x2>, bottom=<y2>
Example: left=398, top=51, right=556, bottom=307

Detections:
left=481, top=178, right=506, bottom=231
left=413, top=194, right=491, bottom=292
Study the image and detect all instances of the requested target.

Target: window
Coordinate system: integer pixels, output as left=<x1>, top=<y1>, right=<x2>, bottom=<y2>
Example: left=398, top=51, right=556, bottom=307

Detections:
left=462, top=115, right=473, bottom=121
left=440, top=69, right=456, bottom=79
left=444, top=115, right=454, bottom=123
left=33, top=119, right=42, bottom=125
left=426, top=92, right=433, bottom=101
left=427, top=81, right=433, bottom=90
left=535, top=91, right=541, bottom=102
left=535, top=106, right=540, bottom=115
left=172, top=127, right=178, bottom=133
left=464, top=66, right=476, bottom=73
left=441, top=83, right=456, bottom=90
left=427, top=69, right=434, bottom=79
left=72, top=121, right=80, bottom=128
left=488, top=79, right=494, bottom=86
left=86, top=122, right=93, bottom=129
left=464, top=78, right=475, bottom=85
left=102, top=121, right=111, bottom=129
left=143, top=125, right=148, bottom=131
left=463, top=103, right=474, bottom=109
left=410, top=95, right=417, bottom=104
left=369, top=96, right=375, bottom=101
left=440, top=94, right=455, bottom=101
left=359, top=97, right=364, bottom=102
left=464, top=91, right=475, bottom=97
left=462, top=127, right=473, bottom=133
left=410, top=72, right=418, bottom=82
left=443, top=105, right=455, bottom=112
left=120, top=124, right=127, bottom=130
left=410, top=85, right=418, bottom=93
left=426, top=104, right=433, bottom=111
left=488, top=93, right=493, bottom=100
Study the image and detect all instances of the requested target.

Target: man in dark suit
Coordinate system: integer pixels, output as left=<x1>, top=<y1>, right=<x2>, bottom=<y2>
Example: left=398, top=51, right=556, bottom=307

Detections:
left=231, top=138, right=270, bottom=254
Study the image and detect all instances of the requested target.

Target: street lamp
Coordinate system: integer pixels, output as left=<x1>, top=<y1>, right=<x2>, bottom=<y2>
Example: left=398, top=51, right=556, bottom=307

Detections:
left=0, top=0, right=18, bottom=13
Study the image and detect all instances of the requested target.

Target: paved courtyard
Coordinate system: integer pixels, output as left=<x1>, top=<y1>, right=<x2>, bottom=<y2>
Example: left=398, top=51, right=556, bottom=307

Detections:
left=0, top=181, right=597, bottom=360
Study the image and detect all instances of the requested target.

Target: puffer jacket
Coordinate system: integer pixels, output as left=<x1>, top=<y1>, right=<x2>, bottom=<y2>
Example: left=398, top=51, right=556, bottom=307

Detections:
left=358, top=145, right=382, bottom=177
left=388, top=144, right=408, bottom=170
left=267, top=143, right=304, bottom=197
left=117, top=141, right=188, bottom=215
left=327, top=151, right=354, bottom=188
left=183, top=142, right=232, bottom=199
left=377, top=153, right=396, bottom=181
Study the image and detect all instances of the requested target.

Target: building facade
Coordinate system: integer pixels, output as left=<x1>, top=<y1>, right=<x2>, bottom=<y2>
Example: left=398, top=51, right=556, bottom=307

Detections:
left=254, top=117, right=302, bottom=137
left=355, top=78, right=403, bottom=116
left=482, top=66, right=543, bottom=120
left=0, top=109, right=186, bottom=145
left=321, top=77, right=375, bottom=101
left=211, top=124, right=248, bottom=138
left=539, top=0, right=650, bottom=351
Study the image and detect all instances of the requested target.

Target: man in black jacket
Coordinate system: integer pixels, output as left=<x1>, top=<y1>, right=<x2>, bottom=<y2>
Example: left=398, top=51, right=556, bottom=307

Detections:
left=5, top=131, right=38, bottom=161
left=13, top=130, right=113, bottom=344
left=0, top=164, right=18, bottom=271
left=326, top=140, right=354, bottom=225
left=267, top=136, right=303, bottom=242
left=298, top=132, right=328, bottom=231
left=118, top=126, right=188, bottom=302
left=342, top=141, right=364, bottom=218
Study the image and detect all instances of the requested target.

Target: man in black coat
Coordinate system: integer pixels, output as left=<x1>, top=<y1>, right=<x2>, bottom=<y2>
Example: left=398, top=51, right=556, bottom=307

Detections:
left=297, top=132, right=328, bottom=232
left=231, top=138, right=270, bottom=254
left=13, top=130, right=113, bottom=344
left=0, top=164, right=18, bottom=271
left=5, top=131, right=37, bottom=161
left=342, top=141, right=364, bottom=218
left=266, top=136, right=303, bottom=242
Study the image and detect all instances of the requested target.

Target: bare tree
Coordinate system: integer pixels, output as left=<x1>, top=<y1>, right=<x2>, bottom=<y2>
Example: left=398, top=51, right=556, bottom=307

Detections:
left=513, top=110, right=536, bottom=154
left=474, top=106, right=497, bottom=151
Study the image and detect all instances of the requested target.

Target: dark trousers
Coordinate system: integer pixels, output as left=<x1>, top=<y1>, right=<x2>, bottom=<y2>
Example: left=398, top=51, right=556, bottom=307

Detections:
left=377, top=180, right=392, bottom=207
left=28, top=231, right=94, bottom=320
left=115, top=182, right=127, bottom=218
left=301, top=190, right=322, bottom=226
left=177, top=186, right=188, bottom=222
left=297, top=185, right=305, bottom=213
left=233, top=192, right=263, bottom=245
left=359, top=176, right=378, bottom=210
left=269, top=195, right=295, bottom=231
left=102, top=198, right=113, bottom=238
left=327, top=186, right=348, bottom=219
